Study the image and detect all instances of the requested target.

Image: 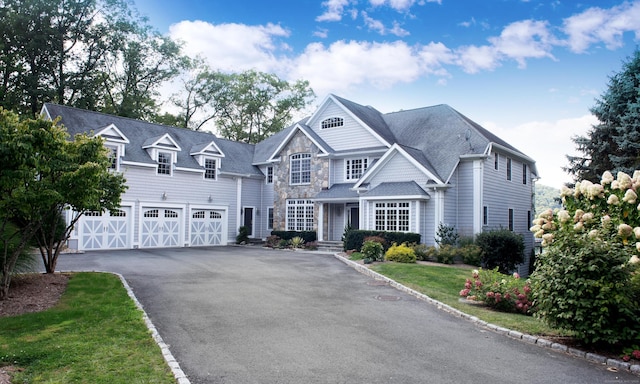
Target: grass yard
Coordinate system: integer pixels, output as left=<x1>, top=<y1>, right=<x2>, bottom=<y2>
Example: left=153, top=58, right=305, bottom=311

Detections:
left=0, top=272, right=175, bottom=384
left=370, top=262, right=571, bottom=337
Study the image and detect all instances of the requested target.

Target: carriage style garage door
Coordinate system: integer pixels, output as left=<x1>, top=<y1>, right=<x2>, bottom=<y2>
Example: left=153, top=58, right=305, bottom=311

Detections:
left=190, top=210, right=225, bottom=246
left=80, top=208, right=131, bottom=250
left=140, top=208, right=182, bottom=248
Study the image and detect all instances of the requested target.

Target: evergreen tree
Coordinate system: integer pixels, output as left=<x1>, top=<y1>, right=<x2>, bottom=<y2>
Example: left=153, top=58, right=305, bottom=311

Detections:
left=565, top=49, right=640, bottom=182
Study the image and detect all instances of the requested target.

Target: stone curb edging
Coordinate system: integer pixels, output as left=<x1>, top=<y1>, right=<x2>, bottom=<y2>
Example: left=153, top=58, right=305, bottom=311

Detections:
left=70, top=271, right=191, bottom=384
left=332, top=254, right=640, bottom=375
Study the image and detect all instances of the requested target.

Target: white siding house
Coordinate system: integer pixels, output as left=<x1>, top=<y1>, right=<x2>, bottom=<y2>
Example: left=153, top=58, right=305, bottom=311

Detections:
left=43, top=94, right=537, bottom=272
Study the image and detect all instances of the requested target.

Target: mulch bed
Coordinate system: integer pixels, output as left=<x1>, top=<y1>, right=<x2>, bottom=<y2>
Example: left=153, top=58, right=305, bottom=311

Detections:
left=0, top=273, right=70, bottom=318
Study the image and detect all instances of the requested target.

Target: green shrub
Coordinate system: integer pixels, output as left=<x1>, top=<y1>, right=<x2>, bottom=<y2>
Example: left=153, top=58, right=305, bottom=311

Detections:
left=460, top=244, right=482, bottom=266
left=436, top=223, right=459, bottom=246
left=475, top=229, right=524, bottom=273
left=343, top=230, right=420, bottom=252
left=278, top=239, right=289, bottom=248
left=361, top=240, right=384, bottom=262
left=435, top=244, right=457, bottom=264
left=290, top=236, right=305, bottom=248
left=384, top=243, right=417, bottom=263
left=460, top=268, right=533, bottom=315
left=265, top=235, right=281, bottom=248
left=409, top=243, right=429, bottom=261
left=236, top=226, right=249, bottom=244
left=271, top=230, right=317, bottom=243
left=529, top=234, right=640, bottom=344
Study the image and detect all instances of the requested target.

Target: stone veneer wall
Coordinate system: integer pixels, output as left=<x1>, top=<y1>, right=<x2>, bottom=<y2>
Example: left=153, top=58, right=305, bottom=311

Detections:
left=272, top=131, right=329, bottom=231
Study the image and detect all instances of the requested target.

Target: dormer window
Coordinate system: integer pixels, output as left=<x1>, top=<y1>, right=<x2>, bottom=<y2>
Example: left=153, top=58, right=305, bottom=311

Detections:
left=106, top=145, right=119, bottom=171
left=321, top=117, right=344, bottom=129
left=204, top=158, right=217, bottom=180
left=157, top=151, right=172, bottom=175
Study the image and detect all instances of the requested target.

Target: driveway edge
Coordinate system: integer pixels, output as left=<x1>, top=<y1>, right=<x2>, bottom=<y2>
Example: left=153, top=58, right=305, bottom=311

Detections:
left=113, top=272, right=191, bottom=384
left=333, top=253, right=640, bottom=375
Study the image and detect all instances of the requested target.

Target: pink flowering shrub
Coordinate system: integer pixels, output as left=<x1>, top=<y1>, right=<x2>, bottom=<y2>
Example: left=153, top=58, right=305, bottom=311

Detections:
left=530, top=170, right=640, bottom=344
left=459, top=268, right=533, bottom=315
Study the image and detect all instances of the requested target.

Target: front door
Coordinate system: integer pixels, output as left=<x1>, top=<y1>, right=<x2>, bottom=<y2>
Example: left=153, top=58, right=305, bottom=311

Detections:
left=349, top=207, right=360, bottom=229
left=243, top=207, right=253, bottom=236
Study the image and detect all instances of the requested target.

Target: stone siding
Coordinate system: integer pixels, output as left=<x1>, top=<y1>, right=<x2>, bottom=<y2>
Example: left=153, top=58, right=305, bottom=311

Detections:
left=273, top=131, right=329, bottom=231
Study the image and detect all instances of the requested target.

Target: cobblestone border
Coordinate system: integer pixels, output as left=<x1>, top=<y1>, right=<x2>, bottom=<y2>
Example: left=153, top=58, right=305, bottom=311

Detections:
left=113, top=272, right=191, bottom=384
left=333, top=253, right=640, bottom=375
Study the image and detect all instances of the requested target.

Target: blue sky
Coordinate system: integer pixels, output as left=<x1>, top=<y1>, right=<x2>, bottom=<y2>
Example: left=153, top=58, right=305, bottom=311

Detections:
left=135, top=0, right=640, bottom=188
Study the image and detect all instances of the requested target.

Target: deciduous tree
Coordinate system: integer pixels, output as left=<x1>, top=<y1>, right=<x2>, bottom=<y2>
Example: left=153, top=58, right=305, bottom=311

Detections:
left=0, top=109, right=126, bottom=298
left=171, top=68, right=315, bottom=141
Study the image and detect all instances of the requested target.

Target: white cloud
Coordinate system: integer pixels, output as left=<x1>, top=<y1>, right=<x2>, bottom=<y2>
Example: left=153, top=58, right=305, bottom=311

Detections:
left=316, top=0, right=353, bottom=22
left=562, top=1, right=640, bottom=53
left=362, top=12, right=410, bottom=36
left=484, top=114, right=597, bottom=188
left=169, top=21, right=290, bottom=73
left=290, top=40, right=451, bottom=95
left=455, top=45, right=500, bottom=73
left=489, top=20, right=556, bottom=68
left=314, top=28, right=329, bottom=39
left=456, top=19, right=556, bottom=73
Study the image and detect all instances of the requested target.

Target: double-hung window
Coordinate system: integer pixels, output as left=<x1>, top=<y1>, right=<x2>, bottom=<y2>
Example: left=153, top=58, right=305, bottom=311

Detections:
left=106, top=146, right=118, bottom=170
left=346, top=158, right=368, bottom=180
left=375, top=202, right=410, bottom=232
left=266, top=166, right=273, bottom=184
left=157, top=151, right=172, bottom=175
left=506, top=157, right=512, bottom=181
left=286, top=199, right=314, bottom=231
left=204, top=158, right=217, bottom=180
left=290, top=153, right=311, bottom=185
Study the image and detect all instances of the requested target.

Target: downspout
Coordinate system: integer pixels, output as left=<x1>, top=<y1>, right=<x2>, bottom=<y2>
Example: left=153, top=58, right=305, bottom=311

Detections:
left=236, top=177, right=242, bottom=238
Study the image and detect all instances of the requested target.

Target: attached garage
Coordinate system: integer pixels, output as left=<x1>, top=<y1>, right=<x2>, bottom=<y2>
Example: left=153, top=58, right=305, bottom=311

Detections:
left=79, top=207, right=131, bottom=250
left=140, top=207, right=183, bottom=248
left=190, top=209, right=225, bottom=246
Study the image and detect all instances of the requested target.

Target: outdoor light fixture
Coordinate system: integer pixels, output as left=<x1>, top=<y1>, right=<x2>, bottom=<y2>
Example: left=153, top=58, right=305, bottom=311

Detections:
left=162, top=192, right=167, bottom=200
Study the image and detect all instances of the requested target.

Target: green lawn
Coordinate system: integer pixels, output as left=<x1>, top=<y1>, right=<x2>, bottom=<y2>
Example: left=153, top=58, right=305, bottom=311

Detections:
left=0, top=272, right=175, bottom=384
left=370, top=262, right=572, bottom=337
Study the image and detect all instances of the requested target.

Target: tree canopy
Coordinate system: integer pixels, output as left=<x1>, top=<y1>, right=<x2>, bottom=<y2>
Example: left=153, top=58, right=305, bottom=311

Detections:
left=0, top=0, right=186, bottom=119
left=565, top=49, right=640, bottom=182
left=0, top=108, right=126, bottom=298
left=170, top=67, right=315, bottom=143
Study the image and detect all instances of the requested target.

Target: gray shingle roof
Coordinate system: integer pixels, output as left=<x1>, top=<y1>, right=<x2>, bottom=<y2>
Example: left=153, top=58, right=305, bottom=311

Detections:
left=313, top=183, right=359, bottom=201
left=383, top=104, right=535, bottom=182
left=362, top=181, right=430, bottom=198
left=43, top=103, right=262, bottom=176
left=332, top=94, right=396, bottom=145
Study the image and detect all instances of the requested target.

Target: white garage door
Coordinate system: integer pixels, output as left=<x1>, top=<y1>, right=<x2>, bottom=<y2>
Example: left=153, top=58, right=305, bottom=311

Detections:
left=190, top=210, right=224, bottom=246
left=140, top=208, right=182, bottom=248
left=80, top=208, right=131, bottom=250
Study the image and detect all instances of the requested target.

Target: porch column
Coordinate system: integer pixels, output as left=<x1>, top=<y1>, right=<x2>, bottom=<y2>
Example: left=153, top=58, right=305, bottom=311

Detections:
left=317, top=202, right=324, bottom=241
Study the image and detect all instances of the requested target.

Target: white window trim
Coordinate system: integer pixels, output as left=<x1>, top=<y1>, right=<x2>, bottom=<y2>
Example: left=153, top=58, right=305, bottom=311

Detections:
left=345, top=158, right=368, bottom=181
left=286, top=199, right=314, bottom=231
left=374, top=201, right=411, bottom=232
left=157, top=150, right=174, bottom=176
left=290, top=153, right=311, bottom=185
left=204, top=158, right=217, bottom=180
left=267, top=207, right=274, bottom=230
left=266, top=166, right=274, bottom=184
left=320, top=116, right=344, bottom=129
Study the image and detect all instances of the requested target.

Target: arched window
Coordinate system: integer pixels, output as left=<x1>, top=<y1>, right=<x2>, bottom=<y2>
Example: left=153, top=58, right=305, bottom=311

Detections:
left=321, top=117, right=344, bottom=129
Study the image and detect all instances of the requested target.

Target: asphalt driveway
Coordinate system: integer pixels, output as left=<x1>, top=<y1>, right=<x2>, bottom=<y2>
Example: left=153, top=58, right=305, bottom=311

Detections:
left=57, top=247, right=639, bottom=384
